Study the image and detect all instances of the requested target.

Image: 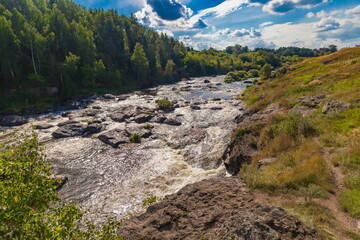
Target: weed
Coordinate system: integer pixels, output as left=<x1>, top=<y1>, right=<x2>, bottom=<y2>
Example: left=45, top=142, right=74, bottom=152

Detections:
left=143, top=124, right=153, bottom=130
left=142, top=196, right=157, bottom=207
left=129, top=133, right=141, bottom=143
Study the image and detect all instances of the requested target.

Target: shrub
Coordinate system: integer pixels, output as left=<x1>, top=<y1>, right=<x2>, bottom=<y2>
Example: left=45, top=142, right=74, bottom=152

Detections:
left=155, top=98, right=173, bottom=110
left=142, top=124, right=153, bottom=130
left=142, top=196, right=157, bottom=207
left=0, top=133, right=122, bottom=239
left=129, top=133, right=141, bottom=143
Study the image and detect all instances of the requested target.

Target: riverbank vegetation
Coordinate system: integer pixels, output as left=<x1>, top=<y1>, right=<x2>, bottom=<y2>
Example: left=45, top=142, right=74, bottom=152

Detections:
left=235, top=46, right=360, bottom=238
left=0, top=133, right=123, bottom=239
left=0, top=0, right=337, bottom=114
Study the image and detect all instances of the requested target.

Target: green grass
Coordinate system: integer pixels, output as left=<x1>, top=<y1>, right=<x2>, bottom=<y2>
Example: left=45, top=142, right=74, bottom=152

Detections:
left=142, top=196, right=157, bottom=207
left=340, top=189, right=360, bottom=218
left=283, top=202, right=335, bottom=240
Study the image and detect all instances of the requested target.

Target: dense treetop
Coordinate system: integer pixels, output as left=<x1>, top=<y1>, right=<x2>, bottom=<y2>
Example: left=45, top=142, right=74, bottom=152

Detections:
left=0, top=0, right=337, bottom=114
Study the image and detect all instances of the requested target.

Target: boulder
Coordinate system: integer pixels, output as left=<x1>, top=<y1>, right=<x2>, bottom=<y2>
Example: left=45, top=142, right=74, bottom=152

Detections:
left=58, top=120, right=79, bottom=127
left=103, top=94, right=116, bottom=100
left=33, top=123, right=53, bottom=129
left=87, top=123, right=103, bottom=133
left=190, top=105, right=201, bottom=110
left=211, top=106, right=222, bottom=110
left=322, top=100, right=350, bottom=114
left=133, top=113, right=153, bottom=123
left=110, top=113, right=131, bottom=122
left=204, top=79, right=210, bottom=83
left=52, top=124, right=87, bottom=138
left=163, top=118, right=182, bottom=126
left=0, top=115, right=28, bottom=126
left=98, top=129, right=129, bottom=148
left=151, top=115, right=166, bottom=123
left=121, top=177, right=317, bottom=240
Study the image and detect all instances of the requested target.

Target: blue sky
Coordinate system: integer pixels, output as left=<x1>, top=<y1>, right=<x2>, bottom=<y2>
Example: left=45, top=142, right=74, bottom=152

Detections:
left=73, top=0, right=360, bottom=50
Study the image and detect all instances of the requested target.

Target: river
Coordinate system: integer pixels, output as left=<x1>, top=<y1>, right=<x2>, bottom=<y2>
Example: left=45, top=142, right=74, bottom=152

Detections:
left=1, top=75, right=251, bottom=222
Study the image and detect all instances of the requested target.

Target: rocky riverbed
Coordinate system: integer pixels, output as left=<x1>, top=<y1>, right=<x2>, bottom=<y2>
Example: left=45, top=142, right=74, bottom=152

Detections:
left=0, top=76, right=250, bottom=221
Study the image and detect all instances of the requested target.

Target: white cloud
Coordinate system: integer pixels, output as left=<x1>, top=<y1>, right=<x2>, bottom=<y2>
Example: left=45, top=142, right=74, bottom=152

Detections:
left=260, top=21, right=274, bottom=27
left=344, top=5, right=360, bottom=15
left=156, top=29, right=174, bottom=37
left=196, top=0, right=248, bottom=18
left=306, top=12, right=315, bottom=18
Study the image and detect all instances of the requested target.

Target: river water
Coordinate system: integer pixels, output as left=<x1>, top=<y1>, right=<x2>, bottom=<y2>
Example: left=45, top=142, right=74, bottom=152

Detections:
left=1, top=76, right=250, bottom=222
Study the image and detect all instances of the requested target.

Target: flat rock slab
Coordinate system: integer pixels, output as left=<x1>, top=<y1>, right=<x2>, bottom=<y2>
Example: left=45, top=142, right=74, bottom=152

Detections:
left=110, top=113, right=131, bottom=122
left=0, top=115, right=28, bottom=126
left=52, top=124, right=87, bottom=138
left=98, top=129, right=129, bottom=148
left=33, top=123, right=53, bottom=129
left=133, top=113, right=153, bottom=123
left=121, top=177, right=317, bottom=240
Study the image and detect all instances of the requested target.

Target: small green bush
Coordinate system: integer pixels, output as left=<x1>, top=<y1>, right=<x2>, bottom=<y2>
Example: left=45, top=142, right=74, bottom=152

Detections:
left=129, top=133, right=141, bottom=143
left=155, top=98, right=173, bottom=110
left=142, top=196, right=157, bottom=207
left=142, top=124, right=153, bottom=130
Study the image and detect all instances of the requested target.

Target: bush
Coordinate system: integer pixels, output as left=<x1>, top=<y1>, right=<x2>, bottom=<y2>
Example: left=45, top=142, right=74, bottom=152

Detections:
left=129, top=133, right=141, bottom=143
left=142, top=124, right=153, bottom=130
left=0, top=133, right=122, bottom=239
left=155, top=98, right=173, bottom=110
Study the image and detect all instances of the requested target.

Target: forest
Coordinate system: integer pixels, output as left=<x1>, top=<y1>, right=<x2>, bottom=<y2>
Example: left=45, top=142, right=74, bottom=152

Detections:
left=0, top=0, right=337, bottom=114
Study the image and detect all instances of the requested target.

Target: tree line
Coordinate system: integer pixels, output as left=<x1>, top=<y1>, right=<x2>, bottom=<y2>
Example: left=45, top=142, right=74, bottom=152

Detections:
left=0, top=0, right=337, bottom=114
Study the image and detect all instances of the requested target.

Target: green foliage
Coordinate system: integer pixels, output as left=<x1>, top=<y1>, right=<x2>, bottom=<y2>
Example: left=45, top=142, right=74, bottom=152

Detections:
left=0, top=133, right=122, bottom=239
left=129, top=133, right=141, bottom=143
left=142, top=196, right=157, bottom=207
left=131, top=42, right=149, bottom=87
left=142, top=124, right=153, bottom=130
left=155, top=98, right=173, bottom=110
left=340, top=189, right=360, bottom=218
left=260, top=63, right=272, bottom=79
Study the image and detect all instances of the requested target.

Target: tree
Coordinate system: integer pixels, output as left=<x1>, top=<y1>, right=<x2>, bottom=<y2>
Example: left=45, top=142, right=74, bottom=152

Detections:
left=260, top=63, right=272, bottom=79
left=131, top=42, right=149, bottom=87
left=164, top=59, right=176, bottom=83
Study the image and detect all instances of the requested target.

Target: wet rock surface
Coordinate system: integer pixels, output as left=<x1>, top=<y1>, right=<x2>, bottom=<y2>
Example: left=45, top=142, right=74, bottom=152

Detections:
left=121, top=177, right=317, bottom=240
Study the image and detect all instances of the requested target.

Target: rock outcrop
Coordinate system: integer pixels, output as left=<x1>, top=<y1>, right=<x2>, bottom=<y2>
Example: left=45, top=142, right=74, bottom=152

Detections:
left=0, top=115, right=28, bottom=126
left=120, top=177, right=317, bottom=240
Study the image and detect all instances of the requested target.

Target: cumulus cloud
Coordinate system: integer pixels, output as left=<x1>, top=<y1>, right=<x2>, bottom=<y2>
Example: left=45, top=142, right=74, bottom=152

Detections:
left=135, top=0, right=208, bottom=31
left=254, top=0, right=328, bottom=14
left=317, top=17, right=340, bottom=32
left=229, top=28, right=262, bottom=37
left=306, top=12, right=315, bottom=18
left=146, top=0, right=192, bottom=20
left=344, top=5, right=360, bottom=15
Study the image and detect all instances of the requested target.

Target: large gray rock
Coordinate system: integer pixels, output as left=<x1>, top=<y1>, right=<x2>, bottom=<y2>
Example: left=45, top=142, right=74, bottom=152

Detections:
left=87, top=123, right=103, bottom=133
left=33, top=123, right=53, bottom=129
left=322, top=100, right=350, bottom=114
left=121, top=177, right=317, bottom=240
left=0, top=115, right=28, bottom=126
left=52, top=124, right=87, bottom=138
left=133, top=113, right=153, bottom=123
left=98, top=129, right=129, bottom=148
left=110, top=113, right=131, bottom=122
left=163, top=118, right=182, bottom=126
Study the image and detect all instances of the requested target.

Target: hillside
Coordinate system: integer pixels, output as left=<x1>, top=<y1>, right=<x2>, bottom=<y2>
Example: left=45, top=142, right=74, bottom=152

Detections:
left=226, top=46, right=360, bottom=239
